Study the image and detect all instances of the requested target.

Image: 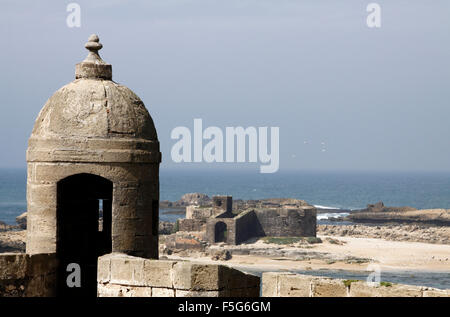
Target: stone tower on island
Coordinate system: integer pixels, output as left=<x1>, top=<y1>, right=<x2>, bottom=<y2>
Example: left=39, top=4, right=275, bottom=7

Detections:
left=26, top=34, right=161, bottom=296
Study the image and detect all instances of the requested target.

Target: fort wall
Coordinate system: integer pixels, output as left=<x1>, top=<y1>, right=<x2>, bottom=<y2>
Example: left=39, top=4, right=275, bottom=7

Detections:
left=97, top=253, right=260, bottom=297
left=0, top=253, right=57, bottom=297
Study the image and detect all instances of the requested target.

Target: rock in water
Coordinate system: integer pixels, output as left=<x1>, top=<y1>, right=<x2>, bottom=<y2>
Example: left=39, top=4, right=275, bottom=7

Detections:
left=177, top=193, right=211, bottom=206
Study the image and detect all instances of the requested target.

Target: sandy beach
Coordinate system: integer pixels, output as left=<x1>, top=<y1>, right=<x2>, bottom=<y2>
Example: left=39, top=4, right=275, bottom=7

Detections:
left=167, top=234, right=450, bottom=273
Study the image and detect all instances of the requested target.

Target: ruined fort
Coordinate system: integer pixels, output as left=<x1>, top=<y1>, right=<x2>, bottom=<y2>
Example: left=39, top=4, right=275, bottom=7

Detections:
left=175, top=195, right=316, bottom=246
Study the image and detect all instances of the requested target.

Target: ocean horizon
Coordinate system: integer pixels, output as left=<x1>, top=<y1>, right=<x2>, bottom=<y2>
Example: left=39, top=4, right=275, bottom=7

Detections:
left=1, top=167, right=450, bottom=225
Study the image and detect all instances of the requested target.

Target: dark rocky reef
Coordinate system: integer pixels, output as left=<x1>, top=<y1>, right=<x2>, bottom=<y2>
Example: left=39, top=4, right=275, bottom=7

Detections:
left=347, top=208, right=450, bottom=226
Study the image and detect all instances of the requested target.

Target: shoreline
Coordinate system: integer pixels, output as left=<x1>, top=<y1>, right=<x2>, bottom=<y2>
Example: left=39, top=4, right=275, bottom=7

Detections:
left=167, top=235, right=450, bottom=272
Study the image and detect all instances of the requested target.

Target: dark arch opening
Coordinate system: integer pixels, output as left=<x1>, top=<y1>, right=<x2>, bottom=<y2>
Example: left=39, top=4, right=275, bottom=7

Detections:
left=214, top=221, right=227, bottom=243
left=56, top=173, right=113, bottom=297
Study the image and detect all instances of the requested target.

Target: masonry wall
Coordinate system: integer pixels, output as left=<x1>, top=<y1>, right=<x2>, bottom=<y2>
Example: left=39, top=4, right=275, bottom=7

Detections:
left=255, top=208, right=317, bottom=237
left=262, top=273, right=450, bottom=297
left=178, top=219, right=206, bottom=232
left=97, top=253, right=260, bottom=297
left=206, top=218, right=236, bottom=245
left=0, top=253, right=58, bottom=297
left=234, top=210, right=264, bottom=244
left=26, top=163, right=160, bottom=259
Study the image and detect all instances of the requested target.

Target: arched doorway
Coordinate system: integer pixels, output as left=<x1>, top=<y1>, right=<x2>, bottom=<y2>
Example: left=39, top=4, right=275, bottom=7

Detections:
left=56, top=173, right=113, bottom=297
left=214, top=221, right=227, bottom=243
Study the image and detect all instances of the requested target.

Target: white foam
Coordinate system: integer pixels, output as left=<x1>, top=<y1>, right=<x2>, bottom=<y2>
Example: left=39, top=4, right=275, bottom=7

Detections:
left=317, top=212, right=349, bottom=220
left=314, top=204, right=341, bottom=210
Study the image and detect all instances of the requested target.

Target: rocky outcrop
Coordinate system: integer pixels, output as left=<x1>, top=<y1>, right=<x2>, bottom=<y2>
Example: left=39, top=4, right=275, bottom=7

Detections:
left=160, top=194, right=313, bottom=214
left=347, top=209, right=450, bottom=226
left=177, top=193, right=211, bottom=206
left=0, top=230, right=26, bottom=253
left=359, top=201, right=417, bottom=213
left=318, top=223, right=450, bottom=244
left=0, top=221, right=13, bottom=232
left=211, top=249, right=232, bottom=261
left=232, top=198, right=311, bottom=212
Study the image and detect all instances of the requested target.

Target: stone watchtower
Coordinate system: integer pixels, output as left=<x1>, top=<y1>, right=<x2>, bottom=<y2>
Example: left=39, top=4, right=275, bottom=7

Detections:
left=26, top=35, right=161, bottom=296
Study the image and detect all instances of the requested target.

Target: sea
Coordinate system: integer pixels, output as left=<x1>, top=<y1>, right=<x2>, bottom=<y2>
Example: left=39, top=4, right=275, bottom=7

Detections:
left=1, top=168, right=450, bottom=224
left=1, top=167, right=450, bottom=289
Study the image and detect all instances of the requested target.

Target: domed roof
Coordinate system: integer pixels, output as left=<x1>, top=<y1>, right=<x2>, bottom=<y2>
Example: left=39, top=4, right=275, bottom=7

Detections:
left=31, top=79, right=157, bottom=140
left=27, top=35, right=160, bottom=164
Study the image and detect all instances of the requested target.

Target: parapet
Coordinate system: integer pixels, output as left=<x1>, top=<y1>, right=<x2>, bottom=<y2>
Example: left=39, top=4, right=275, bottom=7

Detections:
left=97, top=253, right=260, bottom=297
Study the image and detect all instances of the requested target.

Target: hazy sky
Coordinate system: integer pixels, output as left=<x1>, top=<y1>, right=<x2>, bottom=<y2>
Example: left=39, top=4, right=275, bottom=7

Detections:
left=1, top=0, right=450, bottom=172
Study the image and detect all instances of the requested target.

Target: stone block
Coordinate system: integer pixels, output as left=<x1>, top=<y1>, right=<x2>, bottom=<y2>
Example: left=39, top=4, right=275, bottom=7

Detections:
left=129, top=286, right=152, bottom=297
left=143, top=259, right=174, bottom=288
left=176, top=290, right=220, bottom=297
left=278, top=273, right=312, bottom=297
left=152, top=287, right=175, bottom=297
left=349, top=281, right=422, bottom=297
left=348, top=281, right=379, bottom=297
left=172, top=261, right=192, bottom=290
left=97, top=283, right=125, bottom=297
left=109, top=253, right=145, bottom=286
left=311, top=278, right=348, bottom=297
left=220, top=266, right=260, bottom=290
left=27, top=183, right=57, bottom=209
left=0, top=253, right=28, bottom=280
left=221, top=287, right=260, bottom=297
left=116, top=286, right=151, bottom=298
left=28, top=253, right=58, bottom=276
left=191, top=264, right=221, bottom=291
left=97, top=256, right=111, bottom=283
left=261, top=272, right=279, bottom=297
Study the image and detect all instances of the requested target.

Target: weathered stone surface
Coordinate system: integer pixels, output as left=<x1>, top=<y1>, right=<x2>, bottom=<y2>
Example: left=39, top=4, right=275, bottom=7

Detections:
left=97, top=283, right=125, bottom=297
left=172, top=261, right=193, bottom=290
left=152, top=287, right=175, bottom=297
left=97, top=256, right=111, bottom=284
left=97, top=254, right=260, bottom=297
left=176, top=290, right=220, bottom=297
left=26, top=35, right=161, bottom=262
left=178, top=218, right=206, bottom=232
left=0, top=253, right=58, bottom=297
left=262, top=273, right=449, bottom=297
left=27, top=253, right=58, bottom=276
left=190, top=264, right=221, bottom=290
left=142, top=259, right=174, bottom=288
left=311, top=278, right=348, bottom=297
left=278, top=274, right=313, bottom=297
left=0, top=253, right=28, bottom=280
left=349, top=281, right=422, bottom=297
left=262, top=272, right=314, bottom=297
left=211, top=249, right=232, bottom=261
left=261, top=272, right=279, bottom=297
